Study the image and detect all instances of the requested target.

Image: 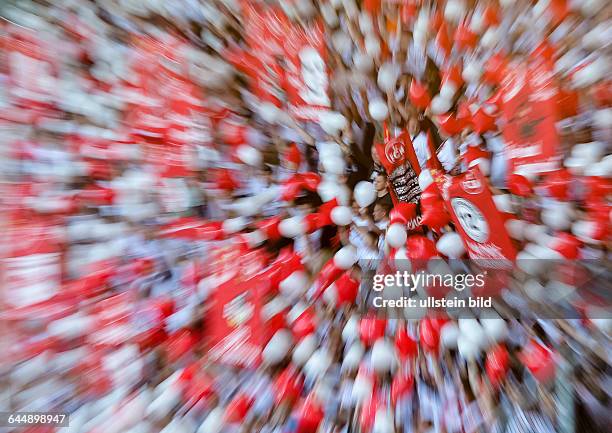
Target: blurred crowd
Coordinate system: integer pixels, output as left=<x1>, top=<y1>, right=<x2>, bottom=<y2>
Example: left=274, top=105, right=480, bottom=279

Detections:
left=0, top=1, right=611, bottom=433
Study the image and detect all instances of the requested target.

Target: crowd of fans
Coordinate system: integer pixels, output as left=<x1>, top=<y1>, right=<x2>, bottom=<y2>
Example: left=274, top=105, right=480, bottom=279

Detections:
left=0, top=1, right=610, bottom=433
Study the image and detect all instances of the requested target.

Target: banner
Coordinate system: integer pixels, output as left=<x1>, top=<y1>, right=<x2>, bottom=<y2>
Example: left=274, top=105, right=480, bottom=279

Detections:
left=501, top=58, right=561, bottom=175
left=204, top=246, right=270, bottom=367
left=374, top=128, right=422, bottom=205
left=438, top=168, right=517, bottom=267
left=241, top=0, right=330, bottom=120
left=283, top=21, right=331, bottom=120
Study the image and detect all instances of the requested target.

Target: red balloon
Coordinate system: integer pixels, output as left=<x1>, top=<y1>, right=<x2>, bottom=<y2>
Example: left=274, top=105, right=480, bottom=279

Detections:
left=550, top=232, right=581, bottom=260
left=406, top=236, right=439, bottom=266
left=486, top=344, right=509, bottom=387
left=443, top=64, right=464, bottom=89
left=483, top=6, right=501, bottom=27
left=391, top=372, right=414, bottom=405
left=483, top=53, right=508, bottom=86
left=318, top=198, right=339, bottom=226
left=389, top=202, right=418, bottom=225
left=224, top=393, right=254, bottom=423
left=421, top=207, right=451, bottom=232
left=583, top=177, right=612, bottom=202
left=454, top=23, right=478, bottom=50
left=274, top=367, right=304, bottom=404
left=419, top=318, right=440, bottom=353
left=301, top=172, right=322, bottom=190
left=282, top=176, right=306, bottom=201
left=544, top=169, right=572, bottom=200
left=304, top=213, right=322, bottom=234
left=312, top=258, right=344, bottom=300
left=472, top=108, right=496, bottom=134
left=507, top=174, right=533, bottom=197
left=420, top=185, right=443, bottom=207
left=395, top=326, right=418, bottom=359
left=360, top=315, right=387, bottom=347
left=293, top=309, right=317, bottom=340
left=410, top=80, right=431, bottom=109
left=436, top=113, right=465, bottom=136
left=296, top=396, right=324, bottom=433
left=520, top=340, right=556, bottom=384
left=257, top=216, right=282, bottom=241
left=336, top=272, right=359, bottom=306
left=359, top=397, right=382, bottom=433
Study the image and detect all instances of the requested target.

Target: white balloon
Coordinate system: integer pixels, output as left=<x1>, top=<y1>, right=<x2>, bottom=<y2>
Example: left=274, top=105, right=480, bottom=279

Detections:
left=436, top=232, right=466, bottom=258
left=354, top=181, right=377, bottom=207
left=374, top=409, right=394, bottom=433
left=197, top=407, right=224, bottom=433
left=462, top=61, right=482, bottom=84
left=320, top=2, right=338, bottom=26
left=222, top=216, right=248, bottom=234
left=418, top=169, right=434, bottom=191
left=505, top=218, right=526, bottom=241
left=369, top=99, right=389, bottom=121
left=581, top=0, right=605, bottom=17
left=572, top=141, right=605, bottom=161
left=342, top=315, right=360, bottom=343
left=287, top=302, right=309, bottom=324
left=332, top=31, right=352, bottom=53
left=524, top=243, right=563, bottom=260
left=371, top=339, right=398, bottom=373
left=541, top=208, right=572, bottom=231
left=334, top=245, right=358, bottom=270
left=470, top=9, right=485, bottom=33
left=365, top=35, right=381, bottom=59
left=440, top=322, right=460, bottom=349
left=322, top=282, right=338, bottom=306
left=430, top=95, right=453, bottom=115
left=292, top=334, right=318, bottom=366
left=146, top=385, right=181, bottom=419
left=359, top=12, right=374, bottom=34
left=593, top=108, right=612, bottom=130
left=279, top=216, right=305, bottom=238
left=572, top=220, right=599, bottom=243
left=236, top=145, right=262, bottom=166
left=394, top=248, right=412, bottom=272
left=573, top=57, right=608, bottom=87
left=331, top=206, right=353, bottom=226
left=387, top=223, right=408, bottom=248
left=351, top=375, right=373, bottom=404
left=305, top=348, right=332, bottom=380
left=524, top=278, right=545, bottom=301
left=457, top=335, right=480, bottom=361
left=323, top=156, right=346, bottom=175
left=353, top=51, right=374, bottom=72
left=481, top=26, right=501, bottom=48
left=459, top=319, right=486, bottom=346
left=524, top=224, right=548, bottom=243
left=258, top=102, right=279, bottom=123
left=318, top=181, right=351, bottom=206
left=440, top=81, right=458, bottom=100
left=445, top=0, right=467, bottom=23
left=492, top=194, right=514, bottom=213
left=342, top=342, right=365, bottom=372
left=320, top=111, right=348, bottom=135
left=378, top=62, right=400, bottom=93
left=481, top=317, right=508, bottom=343
left=262, top=330, right=293, bottom=365
left=516, top=251, right=541, bottom=275
left=342, top=0, right=358, bottom=18
left=279, top=271, right=309, bottom=298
